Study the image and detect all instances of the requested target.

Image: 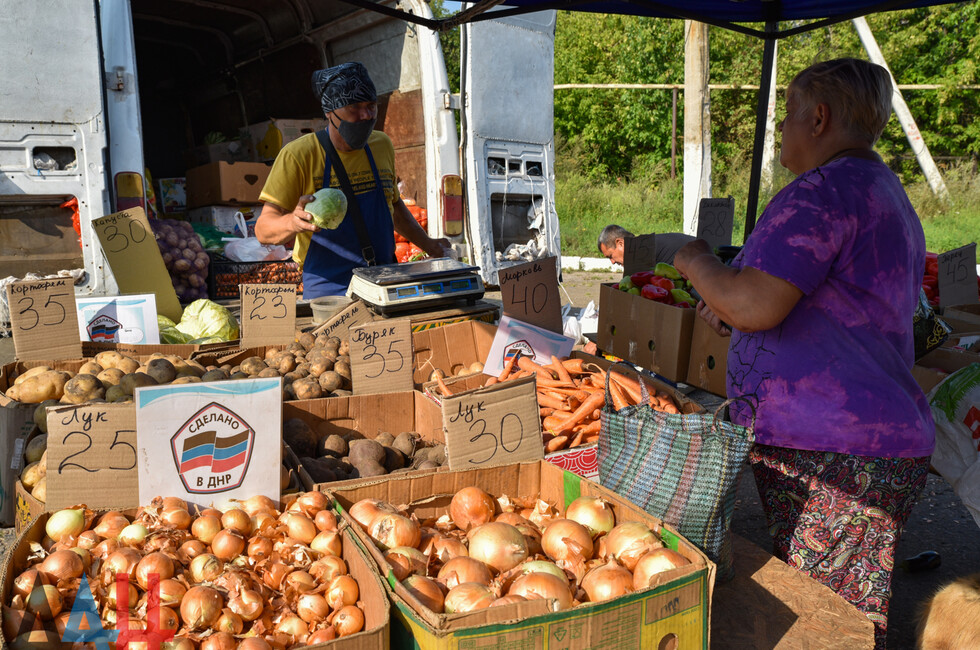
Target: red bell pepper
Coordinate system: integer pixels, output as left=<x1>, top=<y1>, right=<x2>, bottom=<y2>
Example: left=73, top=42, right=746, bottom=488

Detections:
left=640, top=284, right=671, bottom=302
left=630, top=271, right=656, bottom=287
left=647, top=275, right=675, bottom=292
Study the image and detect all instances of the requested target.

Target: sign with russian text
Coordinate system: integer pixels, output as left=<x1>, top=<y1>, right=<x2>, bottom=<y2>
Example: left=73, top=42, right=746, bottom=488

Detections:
left=696, top=197, right=735, bottom=252
left=76, top=294, right=160, bottom=344
left=6, top=277, right=82, bottom=360
left=483, top=316, right=575, bottom=377
left=135, top=377, right=281, bottom=508
left=938, top=243, right=978, bottom=308
left=349, top=318, right=414, bottom=394
left=500, top=257, right=563, bottom=334
left=240, top=283, right=297, bottom=348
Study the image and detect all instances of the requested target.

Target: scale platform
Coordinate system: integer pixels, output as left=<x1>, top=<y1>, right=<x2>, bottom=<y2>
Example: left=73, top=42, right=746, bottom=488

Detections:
left=346, top=258, right=485, bottom=314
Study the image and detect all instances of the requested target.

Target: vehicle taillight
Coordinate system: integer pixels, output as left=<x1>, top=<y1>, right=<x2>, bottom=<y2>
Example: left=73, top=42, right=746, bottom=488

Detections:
left=114, top=171, right=145, bottom=212
left=441, top=174, right=463, bottom=237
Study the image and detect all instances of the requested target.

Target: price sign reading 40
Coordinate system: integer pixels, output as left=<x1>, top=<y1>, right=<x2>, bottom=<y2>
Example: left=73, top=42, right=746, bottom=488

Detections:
left=499, top=256, right=563, bottom=334
left=938, top=243, right=978, bottom=309
left=6, top=277, right=82, bottom=360
left=241, top=284, right=297, bottom=348
left=349, top=318, right=414, bottom=394
left=442, top=375, right=543, bottom=469
left=45, top=403, right=140, bottom=510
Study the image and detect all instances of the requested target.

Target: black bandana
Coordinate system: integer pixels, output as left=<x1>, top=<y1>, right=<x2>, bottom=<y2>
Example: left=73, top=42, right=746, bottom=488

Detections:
left=311, top=63, right=377, bottom=115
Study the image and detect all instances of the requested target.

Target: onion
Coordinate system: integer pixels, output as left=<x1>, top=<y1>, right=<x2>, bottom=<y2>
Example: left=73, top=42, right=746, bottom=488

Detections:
left=158, top=606, right=180, bottom=631
left=468, top=522, right=528, bottom=573
left=94, top=512, right=130, bottom=539
left=200, top=507, right=223, bottom=519
left=508, top=572, right=573, bottom=610
left=437, top=557, right=492, bottom=589
left=632, top=548, right=691, bottom=589
left=103, top=548, right=142, bottom=578
left=189, top=553, right=223, bottom=583
left=118, top=522, right=149, bottom=546
left=444, top=583, right=495, bottom=613
left=220, top=508, right=251, bottom=536
left=385, top=546, right=429, bottom=581
left=285, top=570, right=317, bottom=593
left=450, top=487, right=497, bottom=531
left=315, top=509, right=338, bottom=532
left=238, top=636, right=273, bottom=649
left=369, top=513, right=421, bottom=551
left=178, top=539, right=207, bottom=564
left=161, top=496, right=187, bottom=510
left=276, top=613, right=308, bottom=638
left=38, top=550, right=83, bottom=582
left=251, top=512, right=276, bottom=532
left=165, top=637, right=197, bottom=650
left=52, top=611, right=71, bottom=636
left=105, top=581, right=138, bottom=609
left=211, top=529, right=246, bottom=560
left=421, top=534, right=468, bottom=565
left=237, top=494, right=278, bottom=516
left=297, top=593, right=330, bottom=623
left=282, top=512, right=317, bottom=545
left=92, top=538, right=119, bottom=560
left=403, top=575, right=445, bottom=613
left=247, top=535, right=274, bottom=561
left=3, top=606, right=40, bottom=642
left=215, top=610, right=244, bottom=634
left=349, top=498, right=399, bottom=531
left=310, top=555, right=348, bottom=582
left=565, top=496, right=616, bottom=539
left=262, top=562, right=291, bottom=590
left=13, top=569, right=47, bottom=598
left=582, top=559, right=634, bottom=602
left=490, top=594, right=527, bottom=607
left=325, top=574, right=359, bottom=609
left=135, top=552, right=175, bottom=590
left=329, top=604, right=363, bottom=637
left=26, top=584, right=62, bottom=619
left=294, top=491, right=328, bottom=516
left=76, top=529, right=101, bottom=550
left=200, top=631, right=237, bottom=650
left=519, top=560, right=569, bottom=584
left=160, top=508, right=192, bottom=530
left=7, top=629, right=62, bottom=649
left=180, top=586, right=224, bottom=630
left=158, top=578, right=187, bottom=607
left=542, top=519, right=594, bottom=563
left=228, top=588, right=264, bottom=621
left=310, top=530, right=343, bottom=557
left=192, top=515, right=222, bottom=544
left=601, top=522, right=662, bottom=571
left=45, top=509, right=86, bottom=542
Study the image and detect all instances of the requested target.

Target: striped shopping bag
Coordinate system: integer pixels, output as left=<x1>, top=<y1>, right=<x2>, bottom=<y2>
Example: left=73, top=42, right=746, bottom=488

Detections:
left=598, top=366, right=754, bottom=579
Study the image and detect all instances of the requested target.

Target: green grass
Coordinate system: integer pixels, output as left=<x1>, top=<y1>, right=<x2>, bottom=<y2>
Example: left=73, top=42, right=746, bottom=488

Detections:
left=556, top=160, right=980, bottom=257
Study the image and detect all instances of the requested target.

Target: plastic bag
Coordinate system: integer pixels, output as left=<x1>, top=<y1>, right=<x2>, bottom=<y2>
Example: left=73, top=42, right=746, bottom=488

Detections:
left=928, top=363, right=980, bottom=529
left=913, top=288, right=952, bottom=360
left=223, top=211, right=289, bottom=262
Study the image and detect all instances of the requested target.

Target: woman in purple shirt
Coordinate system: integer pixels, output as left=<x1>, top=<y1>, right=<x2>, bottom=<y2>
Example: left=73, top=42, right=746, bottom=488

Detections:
left=675, top=58, right=934, bottom=648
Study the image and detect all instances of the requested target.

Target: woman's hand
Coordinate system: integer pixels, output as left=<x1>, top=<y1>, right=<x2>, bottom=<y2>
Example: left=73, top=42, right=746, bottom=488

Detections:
left=697, top=300, right=732, bottom=337
left=673, top=239, right=714, bottom=279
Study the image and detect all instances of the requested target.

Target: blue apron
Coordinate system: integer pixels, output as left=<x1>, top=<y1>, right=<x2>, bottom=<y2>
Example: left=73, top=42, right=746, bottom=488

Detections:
left=302, top=143, right=396, bottom=298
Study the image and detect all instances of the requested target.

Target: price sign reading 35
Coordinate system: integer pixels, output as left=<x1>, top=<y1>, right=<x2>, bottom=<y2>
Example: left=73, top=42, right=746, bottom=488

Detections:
left=240, top=284, right=297, bottom=347
left=5, top=277, right=82, bottom=360
left=349, top=318, right=414, bottom=394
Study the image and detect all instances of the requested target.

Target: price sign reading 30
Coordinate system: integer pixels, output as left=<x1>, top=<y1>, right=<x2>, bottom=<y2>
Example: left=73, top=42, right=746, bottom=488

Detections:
left=6, top=277, right=82, bottom=360
left=349, top=318, right=414, bottom=394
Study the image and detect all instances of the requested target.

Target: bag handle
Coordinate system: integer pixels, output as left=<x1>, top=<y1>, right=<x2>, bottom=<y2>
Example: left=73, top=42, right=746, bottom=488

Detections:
left=712, top=396, right=758, bottom=432
left=603, top=362, right=652, bottom=409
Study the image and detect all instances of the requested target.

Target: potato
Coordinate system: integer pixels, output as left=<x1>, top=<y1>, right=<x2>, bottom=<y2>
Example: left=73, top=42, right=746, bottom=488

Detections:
left=145, top=358, right=177, bottom=384
left=332, top=389, right=353, bottom=398
left=338, top=340, right=350, bottom=356
left=96, top=368, right=126, bottom=388
left=61, top=374, right=105, bottom=404
left=21, top=461, right=43, bottom=490
left=240, top=356, right=268, bottom=377
left=33, top=399, right=60, bottom=434
left=256, top=368, right=281, bottom=379
left=429, top=369, right=446, bottom=382
left=229, top=371, right=250, bottom=381
left=281, top=464, right=292, bottom=491
left=353, top=460, right=387, bottom=478
left=427, top=444, right=448, bottom=465
left=79, top=361, right=104, bottom=376
left=105, top=385, right=128, bottom=402
left=469, top=362, right=485, bottom=373
left=177, top=362, right=207, bottom=378
left=201, top=369, right=230, bottom=382
left=393, top=432, right=420, bottom=458
left=25, top=434, right=47, bottom=464
left=284, top=418, right=317, bottom=458
left=375, top=432, right=395, bottom=448
left=317, top=434, right=348, bottom=458
left=349, top=439, right=385, bottom=467
left=309, top=358, right=334, bottom=376
left=269, top=351, right=296, bottom=374
left=297, top=332, right=316, bottom=351
left=334, top=361, right=351, bottom=382
left=13, top=366, right=53, bottom=386
left=31, top=476, right=46, bottom=503
left=383, top=446, right=406, bottom=472
left=292, top=377, right=322, bottom=400
left=95, top=351, right=139, bottom=373
left=317, top=371, right=343, bottom=393
left=293, top=363, right=311, bottom=378
left=417, top=460, right=439, bottom=470
left=119, top=372, right=157, bottom=395
left=8, top=370, right=72, bottom=403
left=171, top=376, right=202, bottom=385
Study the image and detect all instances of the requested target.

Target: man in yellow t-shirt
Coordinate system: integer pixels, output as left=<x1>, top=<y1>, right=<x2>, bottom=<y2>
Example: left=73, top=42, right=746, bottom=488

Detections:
left=255, top=62, right=452, bottom=298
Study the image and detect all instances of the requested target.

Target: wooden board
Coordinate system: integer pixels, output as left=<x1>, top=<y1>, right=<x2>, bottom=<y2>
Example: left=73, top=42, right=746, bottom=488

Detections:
left=712, top=534, right=875, bottom=648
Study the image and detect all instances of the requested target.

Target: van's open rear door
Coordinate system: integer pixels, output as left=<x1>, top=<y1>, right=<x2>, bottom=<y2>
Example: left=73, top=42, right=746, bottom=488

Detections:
left=0, top=0, right=117, bottom=296
left=461, top=9, right=560, bottom=286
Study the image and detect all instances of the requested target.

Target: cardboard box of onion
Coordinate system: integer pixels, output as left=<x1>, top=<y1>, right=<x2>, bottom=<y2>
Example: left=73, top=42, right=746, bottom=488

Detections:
left=325, top=459, right=715, bottom=649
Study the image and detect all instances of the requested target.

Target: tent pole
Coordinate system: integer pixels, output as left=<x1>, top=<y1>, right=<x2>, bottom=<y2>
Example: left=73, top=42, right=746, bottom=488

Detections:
left=744, top=22, right=777, bottom=239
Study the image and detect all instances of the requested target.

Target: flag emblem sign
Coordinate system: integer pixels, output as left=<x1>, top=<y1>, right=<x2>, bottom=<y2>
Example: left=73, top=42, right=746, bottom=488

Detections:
left=170, top=402, right=255, bottom=494
left=503, top=340, right=533, bottom=363
left=87, top=314, right=122, bottom=342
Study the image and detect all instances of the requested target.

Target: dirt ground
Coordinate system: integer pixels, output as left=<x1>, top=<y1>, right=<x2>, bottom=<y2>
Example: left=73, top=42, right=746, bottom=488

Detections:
left=1, top=269, right=975, bottom=648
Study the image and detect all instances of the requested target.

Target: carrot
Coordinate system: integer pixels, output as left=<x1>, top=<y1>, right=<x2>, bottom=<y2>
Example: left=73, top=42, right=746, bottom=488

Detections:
left=540, top=406, right=555, bottom=417
left=551, top=355, right=573, bottom=384
left=517, top=355, right=555, bottom=380
left=542, top=413, right=572, bottom=431
left=612, top=375, right=643, bottom=405
left=436, top=375, right=454, bottom=397
left=560, top=358, right=586, bottom=375
left=608, top=379, right=629, bottom=411
left=581, top=433, right=600, bottom=446
left=534, top=376, right=577, bottom=389
left=555, top=392, right=606, bottom=434
left=537, top=392, right=568, bottom=411
left=545, top=435, right=570, bottom=453
left=483, top=376, right=499, bottom=387
left=497, top=354, right=518, bottom=382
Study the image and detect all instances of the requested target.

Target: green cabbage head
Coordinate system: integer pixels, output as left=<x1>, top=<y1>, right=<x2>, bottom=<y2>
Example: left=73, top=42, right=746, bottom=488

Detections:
left=175, top=299, right=240, bottom=341
left=306, top=188, right=348, bottom=229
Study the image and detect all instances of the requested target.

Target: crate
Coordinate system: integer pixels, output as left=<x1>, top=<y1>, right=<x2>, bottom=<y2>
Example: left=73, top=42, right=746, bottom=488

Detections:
left=206, top=251, right=303, bottom=299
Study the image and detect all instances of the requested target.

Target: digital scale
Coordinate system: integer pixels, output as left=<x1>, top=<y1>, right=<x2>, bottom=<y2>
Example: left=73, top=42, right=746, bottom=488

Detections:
left=346, top=258, right=485, bottom=314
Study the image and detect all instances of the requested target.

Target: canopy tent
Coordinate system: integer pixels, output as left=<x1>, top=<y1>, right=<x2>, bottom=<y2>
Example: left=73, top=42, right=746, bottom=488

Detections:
left=336, top=0, right=961, bottom=236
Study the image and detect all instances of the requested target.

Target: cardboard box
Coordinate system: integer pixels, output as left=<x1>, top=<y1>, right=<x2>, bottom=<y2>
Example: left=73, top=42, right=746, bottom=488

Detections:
left=247, top=118, right=330, bottom=161
left=187, top=204, right=261, bottom=234
left=182, top=138, right=256, bottom=168
left=941, top=303, right=980, bottom=333
left=412, top=320, right=496, bottom=387
left=685, top=317, right=730, bottom=397
left=185, top=161, right=272, bottom=209
left=1, top=404, right=36, bottom=527
left=13, top=479, right=43, bottom=532
left=597, top=282, right=695, bottom=382
left=326, top=460, right=715, bottom=649
left=157, top=177, right=186, bottom=213
left=1, top=510, right=390, bottom=648
left=943, top=331, right=980, bottom=354
left=912, top=346, right=980, bottom=393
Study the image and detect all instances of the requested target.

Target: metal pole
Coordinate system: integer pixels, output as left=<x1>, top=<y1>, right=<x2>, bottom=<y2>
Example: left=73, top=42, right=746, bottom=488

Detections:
left=683, top=20, right=710, bottom=235
left=760, top=40, right=778, bottom=200
left=744, top=22, right=777, bottom=238
left=671, top=88, right=677, bottom=179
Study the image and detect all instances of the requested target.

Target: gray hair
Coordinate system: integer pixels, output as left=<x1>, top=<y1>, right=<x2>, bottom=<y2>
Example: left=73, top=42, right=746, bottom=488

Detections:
left=790, top=58, right=893, bottom=145
left=597, top=224, right=633, bottom=252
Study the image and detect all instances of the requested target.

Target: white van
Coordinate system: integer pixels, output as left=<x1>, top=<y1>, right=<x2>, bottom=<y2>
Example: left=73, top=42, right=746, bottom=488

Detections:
left=0, top=0, right=559, bottom=300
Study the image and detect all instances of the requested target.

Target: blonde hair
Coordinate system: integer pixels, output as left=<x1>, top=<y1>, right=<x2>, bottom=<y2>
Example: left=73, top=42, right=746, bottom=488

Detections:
left=790, top=58, right=893, bottom=145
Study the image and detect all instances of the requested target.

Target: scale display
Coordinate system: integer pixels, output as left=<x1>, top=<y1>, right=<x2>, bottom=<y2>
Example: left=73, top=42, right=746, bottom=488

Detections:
left=347, top=258, right=485, bottom=313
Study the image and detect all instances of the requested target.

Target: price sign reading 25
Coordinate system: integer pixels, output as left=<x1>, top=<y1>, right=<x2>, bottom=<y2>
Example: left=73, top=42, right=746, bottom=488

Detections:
left=5, top=277, right=82, bottom=361
left=349, top=318, right=414, bottom=394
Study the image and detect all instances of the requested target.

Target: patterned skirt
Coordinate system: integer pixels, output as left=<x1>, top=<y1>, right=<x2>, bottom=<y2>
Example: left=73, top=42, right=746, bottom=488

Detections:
left=749, top=443, right=930, bottom=650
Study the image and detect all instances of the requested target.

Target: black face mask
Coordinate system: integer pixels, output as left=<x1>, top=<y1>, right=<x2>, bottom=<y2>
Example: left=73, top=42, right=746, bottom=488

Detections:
left=332, top=115, right=376, bottom=150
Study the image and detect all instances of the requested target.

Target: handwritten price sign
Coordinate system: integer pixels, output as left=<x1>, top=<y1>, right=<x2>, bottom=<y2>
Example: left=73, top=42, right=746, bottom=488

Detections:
left=938, top=243, right=978, bottom=308
left=349, top=318, right=414, bottom=394
left=241, top=284, right=297, bottom=348
left=6, top=277, right=81, bottom=360
left=443, top=375, right=542, bottom=469
left=623, top=234, right=658, bottom=275
left=696, top=197, right=735, bottom=251
left=500, top=257, right=562, bottom=333
left=45, top=403, right=139, bottom=510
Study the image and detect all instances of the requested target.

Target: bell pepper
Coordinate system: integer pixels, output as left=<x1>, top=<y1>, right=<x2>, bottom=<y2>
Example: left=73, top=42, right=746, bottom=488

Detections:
left=647, top=275, right=676, bottom=292
left=630, top=271, right=656, bottom=287
left=670, top=288, right=696, bottom=306
left=653, top=262, right=682, bottom=280
left=641, top=284, right=671, bottom=302
left=618, top=277, right=635, bottom=292
left=628, top=286, right=642, bottom=296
